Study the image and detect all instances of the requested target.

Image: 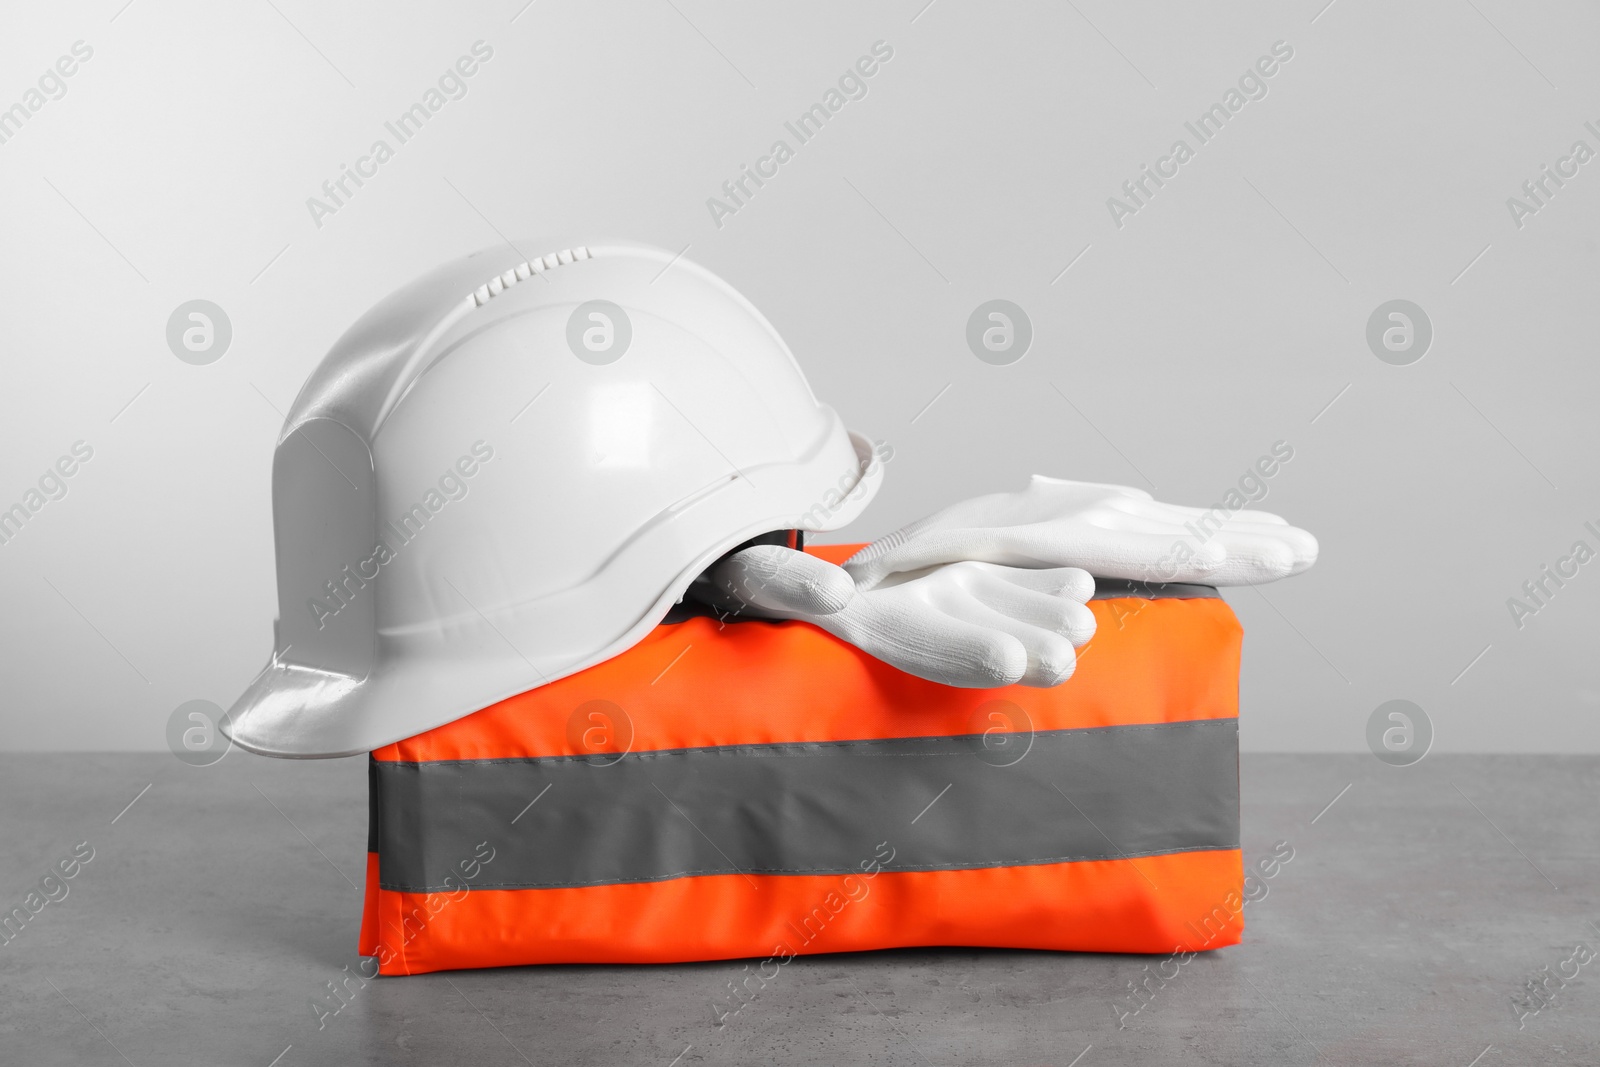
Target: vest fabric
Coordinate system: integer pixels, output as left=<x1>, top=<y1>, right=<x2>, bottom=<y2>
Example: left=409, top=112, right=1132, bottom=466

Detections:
left=359, top=545, right=1245, bottom=975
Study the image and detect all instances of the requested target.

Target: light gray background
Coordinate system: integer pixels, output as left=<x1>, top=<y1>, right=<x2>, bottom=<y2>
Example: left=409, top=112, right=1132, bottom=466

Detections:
left=1, top=0, right=1596, bottom=752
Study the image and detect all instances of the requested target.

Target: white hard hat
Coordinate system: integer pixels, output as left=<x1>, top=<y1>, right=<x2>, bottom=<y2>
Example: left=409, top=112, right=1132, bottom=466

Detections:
left=223, top=240, right=882, bottom=758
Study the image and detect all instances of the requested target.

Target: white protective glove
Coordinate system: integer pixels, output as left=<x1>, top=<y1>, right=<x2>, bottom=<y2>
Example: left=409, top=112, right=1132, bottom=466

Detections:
left=706, top=544, right=1097, bottom=688
left=844, top=476, right=1318, bottom=589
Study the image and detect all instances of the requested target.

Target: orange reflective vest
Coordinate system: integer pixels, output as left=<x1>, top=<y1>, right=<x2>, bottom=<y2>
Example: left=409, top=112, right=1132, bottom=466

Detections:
left=360, top=545, right=1245, bottom=975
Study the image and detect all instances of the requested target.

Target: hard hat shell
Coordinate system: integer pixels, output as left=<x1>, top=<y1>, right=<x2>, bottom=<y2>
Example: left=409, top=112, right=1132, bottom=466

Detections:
left=223, top=240, right=881, bottom=758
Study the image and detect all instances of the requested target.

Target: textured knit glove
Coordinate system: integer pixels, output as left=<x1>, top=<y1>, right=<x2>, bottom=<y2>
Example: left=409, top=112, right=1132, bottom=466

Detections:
left=708, top=544, right=1096, bottom=688
left=844, top=476, right=1318, bottom=589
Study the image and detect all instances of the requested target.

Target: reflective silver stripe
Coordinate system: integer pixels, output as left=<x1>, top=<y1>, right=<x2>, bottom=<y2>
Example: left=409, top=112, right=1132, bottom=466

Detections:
left=374, top=718, right=1238, bottom=892
left=366, top=755, right=380, bottom=854
left=1090, top=578, right=1219, bottom=600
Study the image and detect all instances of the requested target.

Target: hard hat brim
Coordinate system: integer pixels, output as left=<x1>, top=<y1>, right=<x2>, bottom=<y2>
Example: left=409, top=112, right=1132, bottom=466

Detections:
left=222, top=430, right=883, bottom=758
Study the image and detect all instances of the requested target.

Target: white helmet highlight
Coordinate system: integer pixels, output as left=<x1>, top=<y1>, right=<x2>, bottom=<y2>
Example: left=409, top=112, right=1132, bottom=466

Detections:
left=223, top=240, right=881, bottom=758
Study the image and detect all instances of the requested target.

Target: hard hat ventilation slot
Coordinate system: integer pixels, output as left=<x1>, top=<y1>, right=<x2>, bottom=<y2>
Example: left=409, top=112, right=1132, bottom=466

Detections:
left=469, top=246, right=592, bottom=307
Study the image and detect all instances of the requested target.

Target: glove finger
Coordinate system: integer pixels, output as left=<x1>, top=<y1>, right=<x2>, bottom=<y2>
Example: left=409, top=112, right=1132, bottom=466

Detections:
left=1218, top=521, right=1318, bottom=570
left=1117, top=496, right=1294, bottom=530
left=1177, top=505, right=1299, bottom=531
left=1226, top=507, right=1289, bottom=526
left=979, top=526, right=1228, bottom=584
left=845, top=526, right=1194, bottom=587
left=1100, top=505, right=1316, bottom=581
left=1207, top=528, right=1319, bottom=585
left=1101, top=495, right=1203, bottom=526
left=941, top=563, right=1097, bottom=644
left=1108, top=495, right=1293, bottom=528
left=935, top=591, right=1081, bottom=687
left=845, top=518, right=1244, bottom=586
left=1082, top=507, right=1197, bottom=536
left=1288, top=541, right=1318, bottom=575
left=822, top=601, right=1030, bottom=689
left=985, top=563, right=1096, bottom=603
left=1213, top=517, right=1310, bottom=538
left=714, top=545, right=854, bottom=617
left=843, top=482, right=1159, bottom=586
left=921, top=559, right=1094, bottom=600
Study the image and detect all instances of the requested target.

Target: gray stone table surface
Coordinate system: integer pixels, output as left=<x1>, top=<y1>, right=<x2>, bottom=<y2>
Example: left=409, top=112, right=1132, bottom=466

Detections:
left=0, top=753, right=1595, bottom=1066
